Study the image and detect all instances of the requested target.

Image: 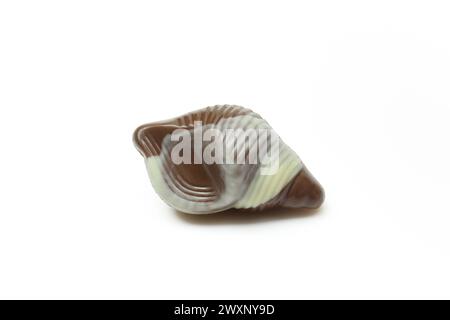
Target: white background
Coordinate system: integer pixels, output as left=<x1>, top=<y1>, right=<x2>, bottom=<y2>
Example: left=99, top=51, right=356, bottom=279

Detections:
left=1, top=1, right=450, bottom=299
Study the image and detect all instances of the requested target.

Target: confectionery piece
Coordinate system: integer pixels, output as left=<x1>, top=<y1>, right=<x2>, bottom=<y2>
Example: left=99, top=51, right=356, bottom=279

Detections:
left=133, top=105, right=324, bottom=214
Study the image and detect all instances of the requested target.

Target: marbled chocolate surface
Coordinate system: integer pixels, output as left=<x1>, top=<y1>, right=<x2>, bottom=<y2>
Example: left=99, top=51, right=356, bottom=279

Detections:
left=133, top=105, right=324, bottom=214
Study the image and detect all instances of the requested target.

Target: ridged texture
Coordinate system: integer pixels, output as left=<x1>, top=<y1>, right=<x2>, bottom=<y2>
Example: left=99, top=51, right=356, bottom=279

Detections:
left=134, top=105, right=324, bottom=214
left=133, top=105, right=255, bottom=158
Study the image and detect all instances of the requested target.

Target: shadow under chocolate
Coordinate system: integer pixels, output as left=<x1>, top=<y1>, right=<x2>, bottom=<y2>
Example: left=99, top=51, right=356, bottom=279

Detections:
left=173, top=204, right=326, bottom=226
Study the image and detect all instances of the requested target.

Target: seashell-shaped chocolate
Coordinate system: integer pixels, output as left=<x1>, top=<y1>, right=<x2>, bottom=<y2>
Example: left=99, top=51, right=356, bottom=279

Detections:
left=133, top=105, right=324, bottom=214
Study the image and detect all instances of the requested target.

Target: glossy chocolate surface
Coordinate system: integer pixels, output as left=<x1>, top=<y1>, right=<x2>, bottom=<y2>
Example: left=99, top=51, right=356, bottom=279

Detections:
left=133, top=105, right=324, bottom=214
